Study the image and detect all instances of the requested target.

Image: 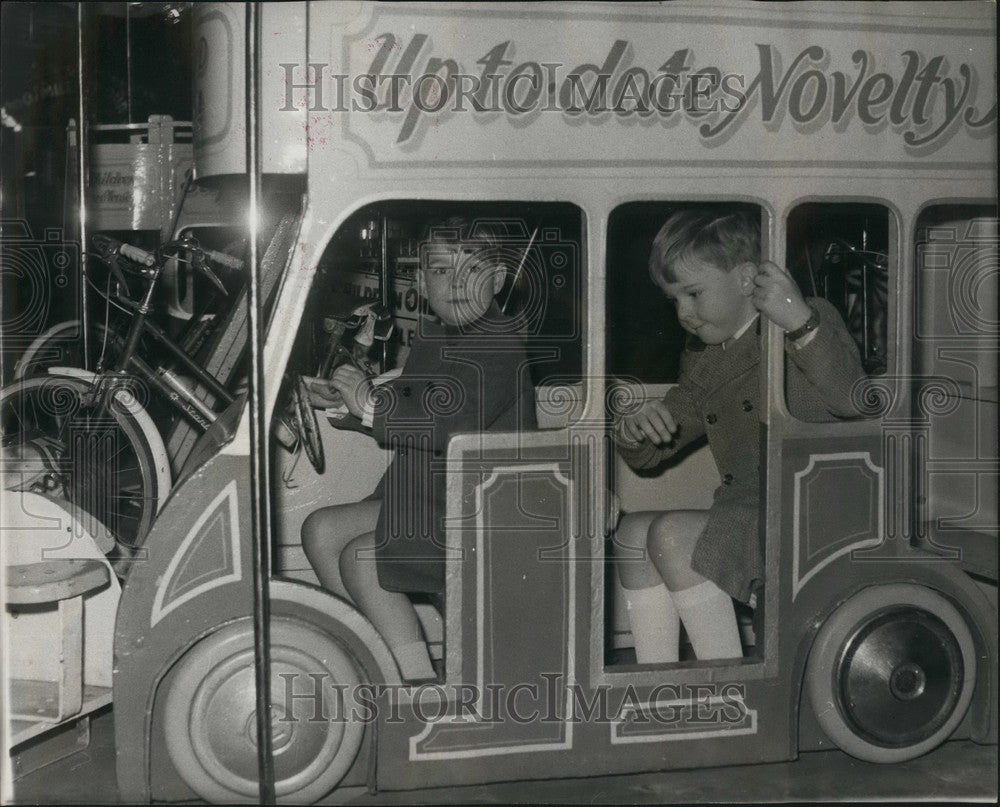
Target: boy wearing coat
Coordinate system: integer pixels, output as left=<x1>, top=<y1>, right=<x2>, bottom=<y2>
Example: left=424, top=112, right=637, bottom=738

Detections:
left=614, top=208, right=866, bottom=664
left=304, top=218, right=536, bottom=680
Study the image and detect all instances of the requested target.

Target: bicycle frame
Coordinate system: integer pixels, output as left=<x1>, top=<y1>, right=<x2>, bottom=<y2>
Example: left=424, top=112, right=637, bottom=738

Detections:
left=91, top=257, right=235, bottom=432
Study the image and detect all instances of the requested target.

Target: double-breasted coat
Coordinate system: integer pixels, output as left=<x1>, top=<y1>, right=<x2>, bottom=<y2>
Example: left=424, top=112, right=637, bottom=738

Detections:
left=616, top=297, right=867, bottom=602
left=373, top=303, right=537, bottom=594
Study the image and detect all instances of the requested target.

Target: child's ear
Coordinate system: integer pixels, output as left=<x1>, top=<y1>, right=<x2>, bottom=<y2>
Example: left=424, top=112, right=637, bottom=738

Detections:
left=738, top=261, right=757, bottom=295
left=417, top=268, right=427, bottom=298
left=492, top=265, right=507, bottom=296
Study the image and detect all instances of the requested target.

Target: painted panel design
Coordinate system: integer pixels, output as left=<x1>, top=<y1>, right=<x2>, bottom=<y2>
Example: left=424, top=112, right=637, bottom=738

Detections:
left=792, top=452, right=883, bottom=599
left=150, top=480, right=241, bottom=626
left=611, top=691, right=757, bottom=744
left=411, top=463, right=574, bottom=760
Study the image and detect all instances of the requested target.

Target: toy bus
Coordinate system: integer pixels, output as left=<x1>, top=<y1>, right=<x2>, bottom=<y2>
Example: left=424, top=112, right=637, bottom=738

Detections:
left=110, top=2, right=996, bottom=801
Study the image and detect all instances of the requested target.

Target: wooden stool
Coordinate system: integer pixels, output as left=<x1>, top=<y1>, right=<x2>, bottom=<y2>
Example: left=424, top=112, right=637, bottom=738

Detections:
left=6, top=560, right=110, bottom=723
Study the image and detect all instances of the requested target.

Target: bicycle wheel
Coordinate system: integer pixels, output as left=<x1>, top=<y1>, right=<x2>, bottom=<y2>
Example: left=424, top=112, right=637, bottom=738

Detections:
left=14, top=320, right=122, bottom=380
left=16, top=320, right=189, bottom=439
left=1, top=374, right=162, bottom=550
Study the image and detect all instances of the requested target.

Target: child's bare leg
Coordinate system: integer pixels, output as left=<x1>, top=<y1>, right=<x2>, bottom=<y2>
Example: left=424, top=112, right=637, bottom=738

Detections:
left=647, top=511, right=742, bottom=660
left=613, top=512, right=680, bottom=663
left=339, top=532, right=435, bottom=681
left=301, top=500, right=381, bottom=601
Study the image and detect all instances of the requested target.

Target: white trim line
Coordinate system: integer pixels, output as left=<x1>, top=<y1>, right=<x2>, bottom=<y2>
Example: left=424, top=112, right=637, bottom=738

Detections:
left=409, top=461, right=576, bottom=760
left=150, top=480, right=241, bottom=627
left=610, top=695, right=758, bottom=745
left=792, top=452, right=884, bottom=600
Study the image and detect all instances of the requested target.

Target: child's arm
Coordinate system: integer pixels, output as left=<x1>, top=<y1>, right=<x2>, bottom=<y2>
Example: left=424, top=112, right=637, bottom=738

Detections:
left=338, top=346, right=530, bottom=454
left=751, top=260, right=814, bottom=333
left=784, top=297, right=867, bottom=417
left=614, top=374, right=706, bottom=470
left=329, top=364, right=375, bottom=422
left=751, top=261, right=866, bottom=417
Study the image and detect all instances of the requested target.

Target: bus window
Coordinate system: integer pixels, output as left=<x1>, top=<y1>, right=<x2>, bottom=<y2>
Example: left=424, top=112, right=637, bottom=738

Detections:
left=914, top=204, right=997, bottom=392
left=607, top=203, right=687, bottom=383
left=605, top=201, right=765, bottom=667
left=786, top=203, right=891, bottom=377
left=283, top=201, right=584, bottom=675
left=303, top=201, right=584, bottom=423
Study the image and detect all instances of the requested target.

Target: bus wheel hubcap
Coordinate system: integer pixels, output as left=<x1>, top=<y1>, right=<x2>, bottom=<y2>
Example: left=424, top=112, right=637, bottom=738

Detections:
left=163, top=617, right=364, bottom=802
left=836, top=607, right=964, bottom=747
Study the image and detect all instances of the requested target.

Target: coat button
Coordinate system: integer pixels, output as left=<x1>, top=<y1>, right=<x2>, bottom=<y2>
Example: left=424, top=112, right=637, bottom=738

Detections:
left=742, top=400, right=753, bottom=411
left=706, top=413, right=718, bottom=424
left=402, top=386, right=411, bottom=397
left=722, top=473, right=734, bottom=485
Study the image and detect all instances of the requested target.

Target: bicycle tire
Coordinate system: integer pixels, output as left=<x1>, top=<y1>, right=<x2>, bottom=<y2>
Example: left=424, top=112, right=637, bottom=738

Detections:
left=16, top=319, right=192, bottom=441
left=14, top=319, right=121, bottom=380
left=1, top=373, right=164, bottom=551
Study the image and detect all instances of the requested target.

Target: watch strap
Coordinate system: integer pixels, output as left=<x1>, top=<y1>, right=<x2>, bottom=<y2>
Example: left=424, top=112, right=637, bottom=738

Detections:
left=784, top=305, right=819, bottom=342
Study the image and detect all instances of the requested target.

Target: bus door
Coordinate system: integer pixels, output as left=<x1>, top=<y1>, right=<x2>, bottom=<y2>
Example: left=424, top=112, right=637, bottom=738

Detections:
left=392, top=427, right=600, bottom=777
left=775, top=201, right=893, bottom=626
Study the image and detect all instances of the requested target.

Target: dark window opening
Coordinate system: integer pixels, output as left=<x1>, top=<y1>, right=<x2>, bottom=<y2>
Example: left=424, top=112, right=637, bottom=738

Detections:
left=306, top=201, right=584, bottom=388
left=604, top=201, right=766, bottom=669
left=606, top=201, right=763, bottom=383
left=786, top=203, right=891, bottom=376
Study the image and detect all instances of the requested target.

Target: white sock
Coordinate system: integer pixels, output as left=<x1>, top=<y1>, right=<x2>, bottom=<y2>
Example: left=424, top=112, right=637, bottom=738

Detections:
left=394, top=640, right=436, bottom=681
left=671, top=580, right=742, bottom=661
left=624, top=583, right=680, bottom=663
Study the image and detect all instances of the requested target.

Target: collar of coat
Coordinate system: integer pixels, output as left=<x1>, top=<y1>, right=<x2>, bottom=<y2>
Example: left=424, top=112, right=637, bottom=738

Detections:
left=424, top=301, right=524, bottom=340
left=683, top=316, right=761, bottom=393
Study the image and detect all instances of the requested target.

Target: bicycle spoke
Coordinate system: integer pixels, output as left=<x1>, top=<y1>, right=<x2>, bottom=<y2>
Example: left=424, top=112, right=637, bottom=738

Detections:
left=3, top=376, right=162, bottom=551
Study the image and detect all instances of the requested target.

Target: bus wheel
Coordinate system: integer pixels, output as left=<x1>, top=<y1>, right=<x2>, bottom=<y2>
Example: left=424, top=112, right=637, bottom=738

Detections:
left=805, top=583, right=976, bottom=763
left=163, top=616, right=365, bottom=802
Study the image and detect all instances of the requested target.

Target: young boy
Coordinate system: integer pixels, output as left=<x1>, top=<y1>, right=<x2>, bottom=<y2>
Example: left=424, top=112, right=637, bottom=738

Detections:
left=613, top=208, right=865, bottom=664
left=303, top=218, right=536, bottom=680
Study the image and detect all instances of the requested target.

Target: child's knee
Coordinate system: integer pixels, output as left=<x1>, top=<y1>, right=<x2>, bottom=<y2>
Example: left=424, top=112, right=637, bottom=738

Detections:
left=647, top=511, right=708, bottom=589
left=339, top=534, right=372, bottom=583
left=647, top=512, right=686, bottom=555
left=301, top=509, right=329, bottom=560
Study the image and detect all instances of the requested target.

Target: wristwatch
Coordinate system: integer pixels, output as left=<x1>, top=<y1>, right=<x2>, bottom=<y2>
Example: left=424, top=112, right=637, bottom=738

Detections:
left=784, top=305, right=819, bottom=342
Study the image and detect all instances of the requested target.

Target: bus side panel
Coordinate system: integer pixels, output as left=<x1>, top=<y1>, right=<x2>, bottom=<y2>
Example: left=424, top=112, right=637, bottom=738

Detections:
left=373, top=435, right=797, bottom=790
left=114, top=454, right=256, bottom=802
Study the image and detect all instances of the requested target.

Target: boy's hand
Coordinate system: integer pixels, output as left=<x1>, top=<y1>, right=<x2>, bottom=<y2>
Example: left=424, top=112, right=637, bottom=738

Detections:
left=330, top=364, right=373, bottom=419
left=752, top=261, right=812, bottom=332
left=617, top=400, right=677, bottom=446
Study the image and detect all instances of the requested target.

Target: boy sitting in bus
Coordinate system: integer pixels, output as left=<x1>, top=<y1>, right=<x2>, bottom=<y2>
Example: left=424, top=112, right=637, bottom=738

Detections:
left=303, top=218, right=536, bottom=680
left=613, top=208, right=865, bottom=664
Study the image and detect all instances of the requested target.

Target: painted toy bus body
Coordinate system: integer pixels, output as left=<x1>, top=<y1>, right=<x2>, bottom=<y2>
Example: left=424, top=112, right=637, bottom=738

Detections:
left=113, top=2, right=997, bottom=801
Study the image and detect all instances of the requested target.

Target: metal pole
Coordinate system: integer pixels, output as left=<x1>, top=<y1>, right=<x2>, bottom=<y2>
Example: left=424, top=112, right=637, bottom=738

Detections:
left=380, top=215, right=389, bottom=371
left=245, top=3, right=275, bottom=803
left=125, top=4, right=133, bottom=124
left=77, top=5, right=90, bottom=370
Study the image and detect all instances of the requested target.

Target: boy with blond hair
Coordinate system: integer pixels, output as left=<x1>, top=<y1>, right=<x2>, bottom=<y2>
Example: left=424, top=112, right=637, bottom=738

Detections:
left=614, top=207, right=865, bottom=663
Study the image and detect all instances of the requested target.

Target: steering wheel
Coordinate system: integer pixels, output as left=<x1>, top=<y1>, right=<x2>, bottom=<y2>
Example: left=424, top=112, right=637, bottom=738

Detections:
left=293, top=375, right=325, bottom=473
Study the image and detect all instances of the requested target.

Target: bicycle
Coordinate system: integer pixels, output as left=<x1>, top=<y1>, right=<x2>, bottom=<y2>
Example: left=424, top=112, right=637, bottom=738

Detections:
left=2, top=235, right=246, bottom=549
left=3, top=234, right=391, bottom=552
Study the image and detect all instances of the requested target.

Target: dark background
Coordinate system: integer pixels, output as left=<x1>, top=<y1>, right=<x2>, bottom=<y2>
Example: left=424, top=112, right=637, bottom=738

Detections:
left=1, top=2, right=192, bottom=226
left=1, top=2, right=193, bottom=381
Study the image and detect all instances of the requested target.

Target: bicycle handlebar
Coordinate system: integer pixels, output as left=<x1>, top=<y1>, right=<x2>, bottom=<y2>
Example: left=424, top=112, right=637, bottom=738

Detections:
left=120, top=242, right=157, bottom=267
left=92, top=234, right=240, bottom=299
left=93, top=234, right=156, bottom=267
left=203, top=248, right=244, bottom=271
